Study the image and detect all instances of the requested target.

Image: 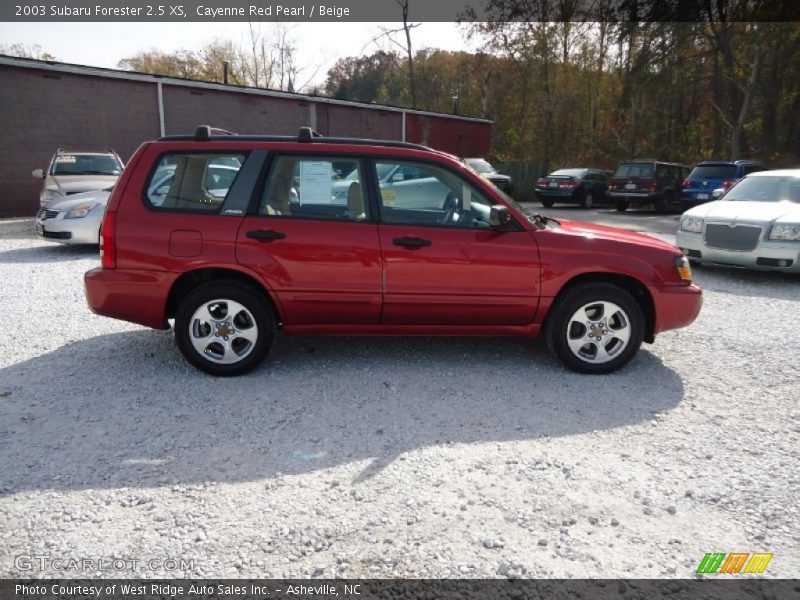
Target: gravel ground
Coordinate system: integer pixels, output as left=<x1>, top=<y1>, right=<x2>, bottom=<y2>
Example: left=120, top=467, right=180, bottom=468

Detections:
left=0, top=217, right=798, bottom=579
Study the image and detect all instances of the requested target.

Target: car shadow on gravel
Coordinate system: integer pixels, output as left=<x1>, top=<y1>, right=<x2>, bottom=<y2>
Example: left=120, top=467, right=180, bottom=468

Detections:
left=0, top=243, right=99, bottom=264
left=0, top=330, right=684, bottom=494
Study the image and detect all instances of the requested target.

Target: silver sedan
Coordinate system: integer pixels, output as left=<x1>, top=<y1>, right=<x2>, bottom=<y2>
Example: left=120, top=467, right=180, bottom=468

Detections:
left=676, top=169, right=800, bottom=273
left=34, top=187, right=112, bottom=245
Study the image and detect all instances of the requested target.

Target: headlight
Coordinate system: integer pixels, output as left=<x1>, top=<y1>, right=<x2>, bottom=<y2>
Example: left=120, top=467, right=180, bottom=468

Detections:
left=42, top=190, right=62, bottom=202
left=674, top=255, right=692, bottom=283
left=768, top=224, right=800, bottom=241
left=680, top=216, right=704, bottom=233
left=65, top=202, right=100, bottom=219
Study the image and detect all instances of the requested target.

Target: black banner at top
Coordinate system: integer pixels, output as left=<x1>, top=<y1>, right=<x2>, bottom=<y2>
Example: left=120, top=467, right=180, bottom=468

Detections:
left=2, top=0, right=800, bottom=22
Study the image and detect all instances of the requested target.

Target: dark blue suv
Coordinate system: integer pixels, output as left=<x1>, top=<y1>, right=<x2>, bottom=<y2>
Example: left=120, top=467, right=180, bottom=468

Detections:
left=680, top=160, right=766, bottom=210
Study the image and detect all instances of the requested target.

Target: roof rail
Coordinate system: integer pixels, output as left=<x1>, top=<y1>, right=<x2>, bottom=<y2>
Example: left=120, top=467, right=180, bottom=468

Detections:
left=195, top=125, right=235, bottom=141
left=298, top=126, right=322, bottom=142
left=159, top=125, right=436, bottom=152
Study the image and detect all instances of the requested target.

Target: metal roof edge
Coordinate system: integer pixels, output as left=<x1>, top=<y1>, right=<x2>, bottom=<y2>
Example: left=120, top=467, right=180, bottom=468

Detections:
left=0, top=55, right=494, bottom=125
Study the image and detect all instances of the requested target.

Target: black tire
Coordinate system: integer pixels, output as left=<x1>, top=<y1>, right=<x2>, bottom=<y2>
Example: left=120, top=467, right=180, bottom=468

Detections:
left=544, top=282, right=645, bottom=374
left=615, top=199, right=629, bottom=212
left=541, top=198, right=555, bottom=208
left=175, top=281, right=276, bottom=376
left=581, top=191, right=594, bottom=209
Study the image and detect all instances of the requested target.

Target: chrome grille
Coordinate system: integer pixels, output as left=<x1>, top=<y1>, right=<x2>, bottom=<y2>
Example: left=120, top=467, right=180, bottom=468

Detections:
left=37, top=208, right=60, bottom=220
left=704, top=223, right=762, bottom=251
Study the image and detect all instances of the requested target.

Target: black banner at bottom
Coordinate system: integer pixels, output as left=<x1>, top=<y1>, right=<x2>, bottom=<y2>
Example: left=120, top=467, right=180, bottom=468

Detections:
left=1, top=579, right=799, bottom=600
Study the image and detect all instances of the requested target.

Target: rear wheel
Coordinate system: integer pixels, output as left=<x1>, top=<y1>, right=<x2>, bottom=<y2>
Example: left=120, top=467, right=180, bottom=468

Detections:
left=175, top=281, right=275, bottom=376
left=655, top=191, right=674, bottom=213
left=581, top=191, right=594, bottom=209
left=615, top=199, right=629, bottom=212
left=541, top=198, right=554, bottom=208
left=545, top=283, right=644, bottom=374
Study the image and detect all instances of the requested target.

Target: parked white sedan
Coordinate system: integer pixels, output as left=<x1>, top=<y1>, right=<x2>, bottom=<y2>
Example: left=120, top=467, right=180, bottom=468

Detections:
left=34, top=187, right=112, bottom=245
left=676, top=169, right=800, bottom=273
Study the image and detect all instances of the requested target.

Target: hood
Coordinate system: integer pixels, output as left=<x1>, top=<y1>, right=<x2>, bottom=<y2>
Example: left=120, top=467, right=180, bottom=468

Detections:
left=556, top=218, right=680, bottom=253
left=46, top=188, right=112, bottom=211
left=46, top=175, right=118, bottom=196
left=684, top=200, right=800, bottom=224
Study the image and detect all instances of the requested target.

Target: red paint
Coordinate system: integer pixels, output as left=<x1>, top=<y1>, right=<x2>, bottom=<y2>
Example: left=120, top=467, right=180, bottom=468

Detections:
left=85, top=137, right=701, bottom=344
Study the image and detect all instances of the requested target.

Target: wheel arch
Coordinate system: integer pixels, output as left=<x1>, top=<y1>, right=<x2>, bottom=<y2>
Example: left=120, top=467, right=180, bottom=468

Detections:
left=165, top=267, right=282, bottom=324
left=544, top=272, right=656, bottom=343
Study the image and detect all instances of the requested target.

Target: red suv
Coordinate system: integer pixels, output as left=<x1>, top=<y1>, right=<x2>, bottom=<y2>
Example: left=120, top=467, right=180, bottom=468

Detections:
left=84, top=126, right=702, bottom=376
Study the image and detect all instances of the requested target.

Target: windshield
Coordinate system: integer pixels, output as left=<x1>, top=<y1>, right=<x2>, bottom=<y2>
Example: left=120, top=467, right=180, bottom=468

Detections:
left=724, top=176, right=800, bottom=203
left=51, top=154, right=122, bottom=176
left=689, top=165, right=737, bottom=180
left=466, top=159, right=495, bottom=174
left=614, top=163, right=653, bottom=178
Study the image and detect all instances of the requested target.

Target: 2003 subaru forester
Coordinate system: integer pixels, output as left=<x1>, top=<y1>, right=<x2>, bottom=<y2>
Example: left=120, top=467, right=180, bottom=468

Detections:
left=84, top=126, right=702, bottom=376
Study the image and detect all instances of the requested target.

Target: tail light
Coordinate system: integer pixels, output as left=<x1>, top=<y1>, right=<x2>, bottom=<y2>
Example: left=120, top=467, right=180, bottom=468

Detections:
left=649, top=181, right=660, bottom=192
left=558, top=180, right=579, bottom=188
left=100, top=210, right=117, bottom=269
left=681, top=179, right=691, bottom=187
left=536, top=178, right=549, bottom=188
left=721, top=180, right=735, bottom=189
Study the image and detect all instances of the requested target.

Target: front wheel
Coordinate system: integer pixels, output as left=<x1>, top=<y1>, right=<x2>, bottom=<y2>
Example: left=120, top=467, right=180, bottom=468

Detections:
left=175, top=281, right=275, bottom=376
left=544, top=283, right=644, bottom=374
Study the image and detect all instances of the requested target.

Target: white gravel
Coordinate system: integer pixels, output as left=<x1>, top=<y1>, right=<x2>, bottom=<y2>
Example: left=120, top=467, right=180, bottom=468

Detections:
left=0, top=217, right=798, bottom=578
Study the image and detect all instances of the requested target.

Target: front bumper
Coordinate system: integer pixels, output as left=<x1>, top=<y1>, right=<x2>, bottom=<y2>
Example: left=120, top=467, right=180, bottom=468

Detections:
left=85, top=268, right=175, bottom=329
left=35, top=209, right=101, bottom=245
left=676, top=230, right=800, bottom=273
left=650, top=283, right=703, bottom=334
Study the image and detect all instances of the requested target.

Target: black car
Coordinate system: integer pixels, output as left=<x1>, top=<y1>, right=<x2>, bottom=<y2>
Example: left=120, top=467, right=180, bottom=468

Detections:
left=534, top=168, right=609, bottom=208
left=464, top=158, right=514, bottom=194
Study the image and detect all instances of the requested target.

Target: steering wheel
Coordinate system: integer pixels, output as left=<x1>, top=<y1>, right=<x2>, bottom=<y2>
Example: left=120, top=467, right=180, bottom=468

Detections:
left=441, top=191, right=462, bottom=224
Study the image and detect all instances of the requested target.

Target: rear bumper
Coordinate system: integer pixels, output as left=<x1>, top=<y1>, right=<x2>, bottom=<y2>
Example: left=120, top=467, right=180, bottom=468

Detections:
left=534, top=189, right=579, bottom=199
left=650, top=283, right=703, bottom=334
left=84, top=268, right=175, bottom=329
left=680, top=191, right=715, bottom=205
left=608, top=191, right=660, bottom=204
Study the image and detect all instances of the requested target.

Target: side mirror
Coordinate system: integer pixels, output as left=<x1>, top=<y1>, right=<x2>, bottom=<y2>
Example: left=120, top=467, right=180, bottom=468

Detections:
left=712, top=188, right=725, bottom=199
left=489, top=205, right=511, bottom=229
left=32, top=168, right=44, bottom=179
left=156, top=185, right=171, bottom=195
left=391, top=173, right=405, bottom=182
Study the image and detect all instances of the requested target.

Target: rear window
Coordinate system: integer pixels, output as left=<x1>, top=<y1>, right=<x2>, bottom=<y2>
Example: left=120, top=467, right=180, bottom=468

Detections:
left=145, top=153, right=244, bottom=210
left=689, top=165, right=738, bottom=180
left=613, top=163, right=653, bottom=178
left=51, top=154, right=122, bottom=176
left=550, top=169, right=587, bottom=178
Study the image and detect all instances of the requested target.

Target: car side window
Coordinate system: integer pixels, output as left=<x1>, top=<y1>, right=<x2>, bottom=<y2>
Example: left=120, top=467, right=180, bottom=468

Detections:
left=375, top=160, right=496, bottom=229
left=146, top=153, right=245, bottom=210
left=260, top=156, right=368, bottom=222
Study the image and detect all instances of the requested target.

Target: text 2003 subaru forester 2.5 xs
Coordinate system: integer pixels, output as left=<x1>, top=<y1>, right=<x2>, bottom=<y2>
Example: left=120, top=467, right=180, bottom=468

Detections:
left=84, top=126, right=702, bottom=376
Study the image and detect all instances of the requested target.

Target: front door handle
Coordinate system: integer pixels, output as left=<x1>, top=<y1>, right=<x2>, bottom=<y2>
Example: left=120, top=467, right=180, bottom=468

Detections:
left=393, top=236, right=431, bottom=248
left=247, top=229, right=286, bottom=242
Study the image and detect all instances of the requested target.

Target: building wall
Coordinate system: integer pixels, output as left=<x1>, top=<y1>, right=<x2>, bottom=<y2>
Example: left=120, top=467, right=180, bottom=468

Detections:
left=0, top=64, right=159, bottom=217
left=0, top=61, right=492, bottom=217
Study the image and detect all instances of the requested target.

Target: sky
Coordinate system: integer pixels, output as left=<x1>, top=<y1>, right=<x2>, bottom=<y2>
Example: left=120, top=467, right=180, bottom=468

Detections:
left=0, top=22, right=477, bottom=89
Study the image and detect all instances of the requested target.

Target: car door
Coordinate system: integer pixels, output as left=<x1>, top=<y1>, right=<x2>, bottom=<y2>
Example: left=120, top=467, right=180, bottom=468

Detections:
left=236, top=155, right=382, bottom=326
left=373, top=159, right=540, bottom=326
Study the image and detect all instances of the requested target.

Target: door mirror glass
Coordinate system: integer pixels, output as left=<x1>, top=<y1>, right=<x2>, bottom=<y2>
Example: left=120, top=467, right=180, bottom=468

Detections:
left=489, top=205, right=511, bottom=228
left=32, top=168, right=44, bottom=179
left=391, top=173, right=405, bottom=182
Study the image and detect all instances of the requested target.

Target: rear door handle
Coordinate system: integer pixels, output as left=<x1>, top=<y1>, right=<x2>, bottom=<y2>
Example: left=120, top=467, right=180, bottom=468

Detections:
left=247, top=229, right=286, bottom=241
left=393, top=236, right=431, bottom=248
